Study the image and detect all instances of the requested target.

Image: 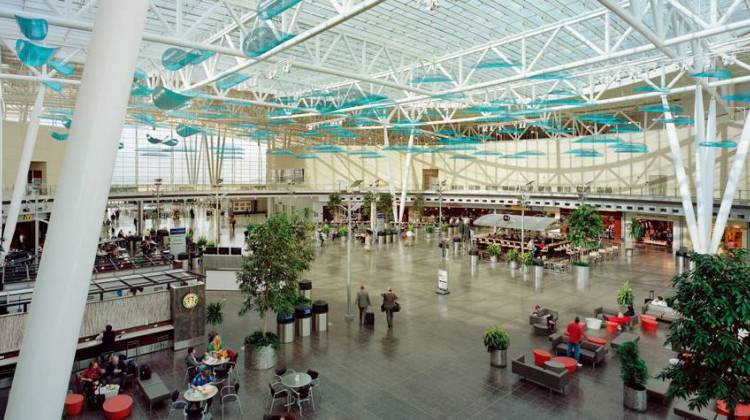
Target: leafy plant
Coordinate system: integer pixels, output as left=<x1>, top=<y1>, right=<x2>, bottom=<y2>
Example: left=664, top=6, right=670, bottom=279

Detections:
left=425, top=224, right=434, bottom=234
left=237, top=212, right=315, bottom=337
left=506, top=249, right=519, bottom=263
left=441, top=223, right=449, bottom=232
left=520, top=251, right=533, bottom=266
left=186, top=229, right=194, bottom=242
left=206, top=302, right=224, bottom=328
left=487, top=243, right=501, bottom=257
left=572, top=260, right=591, bottom=267
left=616, top=281, right=635, bottom=307
left=377, top=192, right=393, bottom=221
left=196, top=236, right=208, bottom=248
left=483, top=326, right=510, bottom=351
left=615, top=341, right=648, bottom=390
left=321, top=224, right=331, bottom=235
left=244, top=331, right=280, bottom=351
left=566, top=204, right=604, bottom=250
left=338, top=227, right=349, bottom=237
left=206, top=240, right=216, bottom=248
left=629, top=218, right=644, bottom=240
left=657, top=250, right=750, bottom=415
left=407, top=223, right=415, bottom=232
left=411, top=194, right=425, bottom=218
left=361, top=191, right=375, bottom=219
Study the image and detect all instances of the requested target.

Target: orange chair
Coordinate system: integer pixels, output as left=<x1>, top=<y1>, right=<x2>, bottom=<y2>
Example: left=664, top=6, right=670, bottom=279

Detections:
left=103, top=394, right=133, bottom=420
left=586, top=336, right=607, bottom=347
left=606, top=321, right=619, bottom=334
left=641, top=317, right=658, bottom=333
left=533, top=348, right=552, bottom=366
left=64, top=394, right=84, bottom=416
left=639, top=314, right=657, bottom=323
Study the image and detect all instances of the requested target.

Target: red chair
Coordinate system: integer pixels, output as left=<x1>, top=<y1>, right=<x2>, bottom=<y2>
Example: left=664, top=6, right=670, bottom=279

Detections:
left=641, top=317, right=658, bottom=333
left=586, top=336, right=607, bottom=347
left=64, top=394, right=84, bottom=416
left=103, top=394, right=133, bottom=420
left=606, top=321, right=619, bottom=334
left=639, top=314, right=657, bottom=323
left=533, top=348, right=552, bottom=367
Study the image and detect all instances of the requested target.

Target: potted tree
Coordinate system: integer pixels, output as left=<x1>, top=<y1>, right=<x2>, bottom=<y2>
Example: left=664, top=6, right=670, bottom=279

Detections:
left=615, top=341, right=648, bottom=411
left=566, top=205, right=603, bottom=283
left=327, top=192, right=343, bottom=221
left=320, top=224, right=331, bottom=239
left=237, top=211, right=315, bottom=370
left=338, top=226, right=348, bottom=243
left=196, top=235, right=208, bottom=250
left=487, top=243, right=500, bottom=263
left=657, top=250, right=750, bottom=418
left=520, top=251, right=533, bottom=273
left=425, top=224, right=434, bottom=240
left=506, top=249, right=519, bottom=270
left=206, top=301, right=224, bottom=330
left=483, top=326, right=510, bottom=368
left=410, top=194, right=425, bottom=222
left=616, top=281, right=635, bottom=311
left=625, top=217, right=643, bottom=257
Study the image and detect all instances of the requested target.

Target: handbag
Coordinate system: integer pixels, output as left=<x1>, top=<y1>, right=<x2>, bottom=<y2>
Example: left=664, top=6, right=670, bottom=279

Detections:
left=380, top=304, right=385, bottom=312
left=392, top=302, right=401, bottom=313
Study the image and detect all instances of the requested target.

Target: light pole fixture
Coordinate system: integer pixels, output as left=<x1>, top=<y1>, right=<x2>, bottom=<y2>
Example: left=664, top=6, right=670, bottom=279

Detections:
left=342, top=179, right=363, bottom=322
left=214, top=178, right=223, bottom=244
left=437, top=179, right=446, bottom=235
left=520, top=181, right=534, bottom=256
left=153, top=178, right=162, bottom=231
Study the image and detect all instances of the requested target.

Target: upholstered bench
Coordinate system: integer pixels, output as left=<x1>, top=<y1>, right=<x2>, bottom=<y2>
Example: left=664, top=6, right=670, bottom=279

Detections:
left=103, top=394, right=133, bottom=420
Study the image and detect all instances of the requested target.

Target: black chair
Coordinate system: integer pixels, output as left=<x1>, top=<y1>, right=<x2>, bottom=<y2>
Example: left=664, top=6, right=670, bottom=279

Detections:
left=308, top=369, right=321, bottom=401
left=289, top=385, right=314, bottom=415
left=168, top=389, right=187, bottom=418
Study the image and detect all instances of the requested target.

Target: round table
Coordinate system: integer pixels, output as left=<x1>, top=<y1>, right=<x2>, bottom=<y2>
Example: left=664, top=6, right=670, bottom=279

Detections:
left=184, top=385, right=219, bottom=403
left=64, top=394, right=84, bottom=416
left=716, top=400, right=750, bottom=420
left=102, top=394, right=132, bottom=420
left=544, top=360, right=567, bottom=374
left=95, top=384, right=120, bottom=400
left=552, top=356, right=578, bottom=373
left=281, top=372, right=312, bottom=389
left=202, top=355, right=229, bottom=367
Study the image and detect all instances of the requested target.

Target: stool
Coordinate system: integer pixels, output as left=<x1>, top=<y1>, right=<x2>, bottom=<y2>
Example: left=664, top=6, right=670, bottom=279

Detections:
left=64, top=393, right=84, bottom=416
left=639, top=314, right=657, bottom=323
left=544, top=360, right=566, bottom=374
left=552, top=356, right=577, bottom=374
left=586, top=336, right=607, bottom=347
left=533, top=348, right=552, bottom=367
left=641, top=317, right=658, bottom=333
left=102, top=394, right=132, bottom=420
left=606, top=321, right=619, bottom=334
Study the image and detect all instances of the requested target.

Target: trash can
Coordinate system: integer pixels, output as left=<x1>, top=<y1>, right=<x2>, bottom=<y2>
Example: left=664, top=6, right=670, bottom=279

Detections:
left=312, top=300, right=328, bottom=332
left=298, top=279, right=312, bottom=300
left=294, top=305, right=312, bottom=337
left=177, top=252, right=189, bottom=270
left=469, top=249, right=479, bottom=268
left=534, top=261, right=544, bottom=281
left=277, top=313, right=294, bottom=343
left=675, top=249, right=688, bottom=275
left=377, top=231, right=386, bottom=246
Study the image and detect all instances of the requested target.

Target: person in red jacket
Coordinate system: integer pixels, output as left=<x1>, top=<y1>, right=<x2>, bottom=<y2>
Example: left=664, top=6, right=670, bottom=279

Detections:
left=566, top=316, right=584, bottom=367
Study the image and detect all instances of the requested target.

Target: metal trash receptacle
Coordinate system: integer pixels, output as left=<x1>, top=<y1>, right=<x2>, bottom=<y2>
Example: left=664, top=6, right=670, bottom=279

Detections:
left=312, top=300, right=328, bottom=332
left=294, top=305, right=312, bottom=337
left=298, top=279, right=312, bottom=300
left=277, top=313, right=295, bottom=343
left=453, top=237, right=461, bottom=253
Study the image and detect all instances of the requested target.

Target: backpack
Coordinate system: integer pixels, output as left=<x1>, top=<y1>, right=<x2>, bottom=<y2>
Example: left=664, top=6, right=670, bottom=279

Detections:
left=139, top=364, right=152, bottom=380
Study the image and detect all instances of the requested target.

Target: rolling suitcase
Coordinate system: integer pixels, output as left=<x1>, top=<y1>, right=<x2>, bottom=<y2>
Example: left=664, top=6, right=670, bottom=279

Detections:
left=364, top=312, right=375, bottom=328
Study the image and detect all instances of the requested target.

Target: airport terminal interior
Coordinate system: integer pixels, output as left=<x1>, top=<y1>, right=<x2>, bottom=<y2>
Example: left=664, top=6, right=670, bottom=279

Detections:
left=0, top=0, right=750, bottom=419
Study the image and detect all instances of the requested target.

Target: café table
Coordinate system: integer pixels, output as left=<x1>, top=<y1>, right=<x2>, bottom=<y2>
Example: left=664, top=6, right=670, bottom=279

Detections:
left=281, top=372, right=312, bottom=389
left=95, top=383, right=120, bottom=400
left=202, top=355, right=229, bottom=367
left=184, top=384, right=218, bottom=403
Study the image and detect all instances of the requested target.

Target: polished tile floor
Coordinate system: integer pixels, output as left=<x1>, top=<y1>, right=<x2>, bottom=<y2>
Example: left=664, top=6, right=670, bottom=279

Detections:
left=2, top=234, right=685, bottom=419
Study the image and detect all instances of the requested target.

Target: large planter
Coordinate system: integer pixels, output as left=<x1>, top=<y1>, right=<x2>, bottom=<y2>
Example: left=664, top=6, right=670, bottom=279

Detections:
left=245, top=344, right=277, bottom=370
left=623, top=385, right=647, bottom=411
left=490, top=255, right=497, bottom=263
left=625, top=248, right=634, bottom=257
left=534, top=264, right=544, bottom=280
left=509, top=261, right=518, bottom=270
left=574, top=264, right=590, bottom=284
left=489, top=349, right=507, bottom=368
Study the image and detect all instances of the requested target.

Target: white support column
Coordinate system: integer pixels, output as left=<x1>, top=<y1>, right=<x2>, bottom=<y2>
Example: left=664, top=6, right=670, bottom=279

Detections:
left=1, top=87, right=45, bottom=257
left=0, top=58, right=4, bottom=259
left=5, top=2, right=149, bottom=419
left=398, top=132, right=415, bottom=224
left=709, top=110, right=750, bottom=253
left=661, top=95, right=701, bottom=251
left=382, top=127, right=398, bottom=222
left=693, top=87, right=706, bottom=252
left=699, top=96, right=717, bottom=251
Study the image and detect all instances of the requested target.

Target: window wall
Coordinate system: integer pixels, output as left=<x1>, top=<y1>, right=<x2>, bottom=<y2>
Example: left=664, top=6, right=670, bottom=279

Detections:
left=112, top=125, right=267, bottom=186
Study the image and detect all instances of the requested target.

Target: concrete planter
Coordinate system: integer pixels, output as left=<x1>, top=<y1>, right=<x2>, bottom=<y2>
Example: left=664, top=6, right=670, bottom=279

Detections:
left=490, top=255, right=497, bottom=263
left=246, top=344, right=277, bottom=370
left=489, top=349, right=507, bottom=368
left=534, top=265, right=544, bottom=280
left=574, top=264, right=590, bottom=284
left=509, top=261, right=518, bottom=270
left=623, top=385, right=647, bottom=412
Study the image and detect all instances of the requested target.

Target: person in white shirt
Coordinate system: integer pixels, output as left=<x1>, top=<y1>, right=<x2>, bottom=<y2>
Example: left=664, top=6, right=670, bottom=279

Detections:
left=651, top=296, right=668, bottom=307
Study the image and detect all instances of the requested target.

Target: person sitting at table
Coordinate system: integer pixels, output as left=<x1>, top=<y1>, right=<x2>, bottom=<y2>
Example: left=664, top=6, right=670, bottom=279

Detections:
left=531, top=304, right=542, bottom=317
left=191, top=367, right=215, bottom=387
left=208, top=334, right=223, bottom=354
left=80, top=361, right=105, bottom=388
left=624, top=305, right=635, bottom=317
left=104, top=354, right=127, bottom=386
left=185, top=347, right=203, bottom=369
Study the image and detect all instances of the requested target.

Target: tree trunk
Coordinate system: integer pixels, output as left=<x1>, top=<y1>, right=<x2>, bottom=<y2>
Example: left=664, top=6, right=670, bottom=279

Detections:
left=262, top=311, right=268, bottom=335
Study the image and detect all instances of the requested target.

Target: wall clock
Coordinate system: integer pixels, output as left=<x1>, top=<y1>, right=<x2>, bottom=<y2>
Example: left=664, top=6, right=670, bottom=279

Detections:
left=182, top=292, right=200, bottom=309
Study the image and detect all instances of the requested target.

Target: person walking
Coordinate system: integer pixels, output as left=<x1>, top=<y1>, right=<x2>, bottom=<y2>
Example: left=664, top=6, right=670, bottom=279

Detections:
left=381, top=287, right=398, bottom=329
left=356, top=285, right=371, bottom=325
left=565, top=316, right=584, bottom=367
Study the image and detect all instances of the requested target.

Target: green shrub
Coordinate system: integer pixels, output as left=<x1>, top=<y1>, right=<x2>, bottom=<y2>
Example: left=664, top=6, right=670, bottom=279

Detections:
left=506, top=249, right=519, bottom=263
left=615, top=341, right=648, bottom=390
left=520, top=252, right=533, bottom=266
left=244, top=331, right=280, bottom=351
left=206, top=302, right=224, bottom=327
left=339, top=227, right=349, bottom=237
left=425, top=224, right=434, bottom=234
left=487, top=243, right=500, bottom=257
left=616, top=281, right=635, bottom=307
left=483, top=326, right=510, bottom=351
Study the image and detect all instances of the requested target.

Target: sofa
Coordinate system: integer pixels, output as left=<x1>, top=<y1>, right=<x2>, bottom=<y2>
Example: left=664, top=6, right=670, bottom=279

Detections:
left=511, top=355, right=570, bottom=395
left=548, top=333, right=608, bottom=368
left=641, top=302, right=680, bottom=322
left=593, top=306, right=639, bottom=328
left=529, top=308, right=558, bottom=326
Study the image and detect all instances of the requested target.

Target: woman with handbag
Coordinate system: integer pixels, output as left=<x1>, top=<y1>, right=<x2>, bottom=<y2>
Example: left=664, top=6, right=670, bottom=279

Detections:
left=381, top=287, right=399, bottom=329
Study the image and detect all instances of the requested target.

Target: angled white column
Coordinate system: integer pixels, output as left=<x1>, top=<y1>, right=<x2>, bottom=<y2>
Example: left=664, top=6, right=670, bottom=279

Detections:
left=1, top=87, right=45, bottom=257
left=0, top=63, right=4, bottom=260
left=709, top=110, right=750, bottom=253
left=5, top=1, right=149, bottom=419
left=382, top=127, right=398, bottom=222
left=661, top=95, right=701, bottom=251
left=692, top=87, right=707, bottom=252
left=398, top=132, right=415, bottom=224
left=699, top=96, right=717, bottom=252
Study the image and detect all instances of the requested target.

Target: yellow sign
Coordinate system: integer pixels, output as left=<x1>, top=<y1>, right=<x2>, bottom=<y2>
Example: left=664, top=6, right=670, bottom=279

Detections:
left=21, top=214, right=33, bottom=221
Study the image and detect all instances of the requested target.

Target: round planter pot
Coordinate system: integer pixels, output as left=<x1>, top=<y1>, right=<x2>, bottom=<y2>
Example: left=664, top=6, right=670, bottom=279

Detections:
left=246, top=344, right=277, bottom=370
left=489, top=349, right=507, bottom=368
left=534, top=265, right=544, bottom=280
left=509, top=261, right=518, bottom=270
left=623, top=385, right=647, bottom=412
left=522, top=265, right=529, bottom=273
left=574, top=265, right=590, bottom=284
left=490, top=255, right=497, bottom=263
left=625, top=248, right=634, bottom=257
